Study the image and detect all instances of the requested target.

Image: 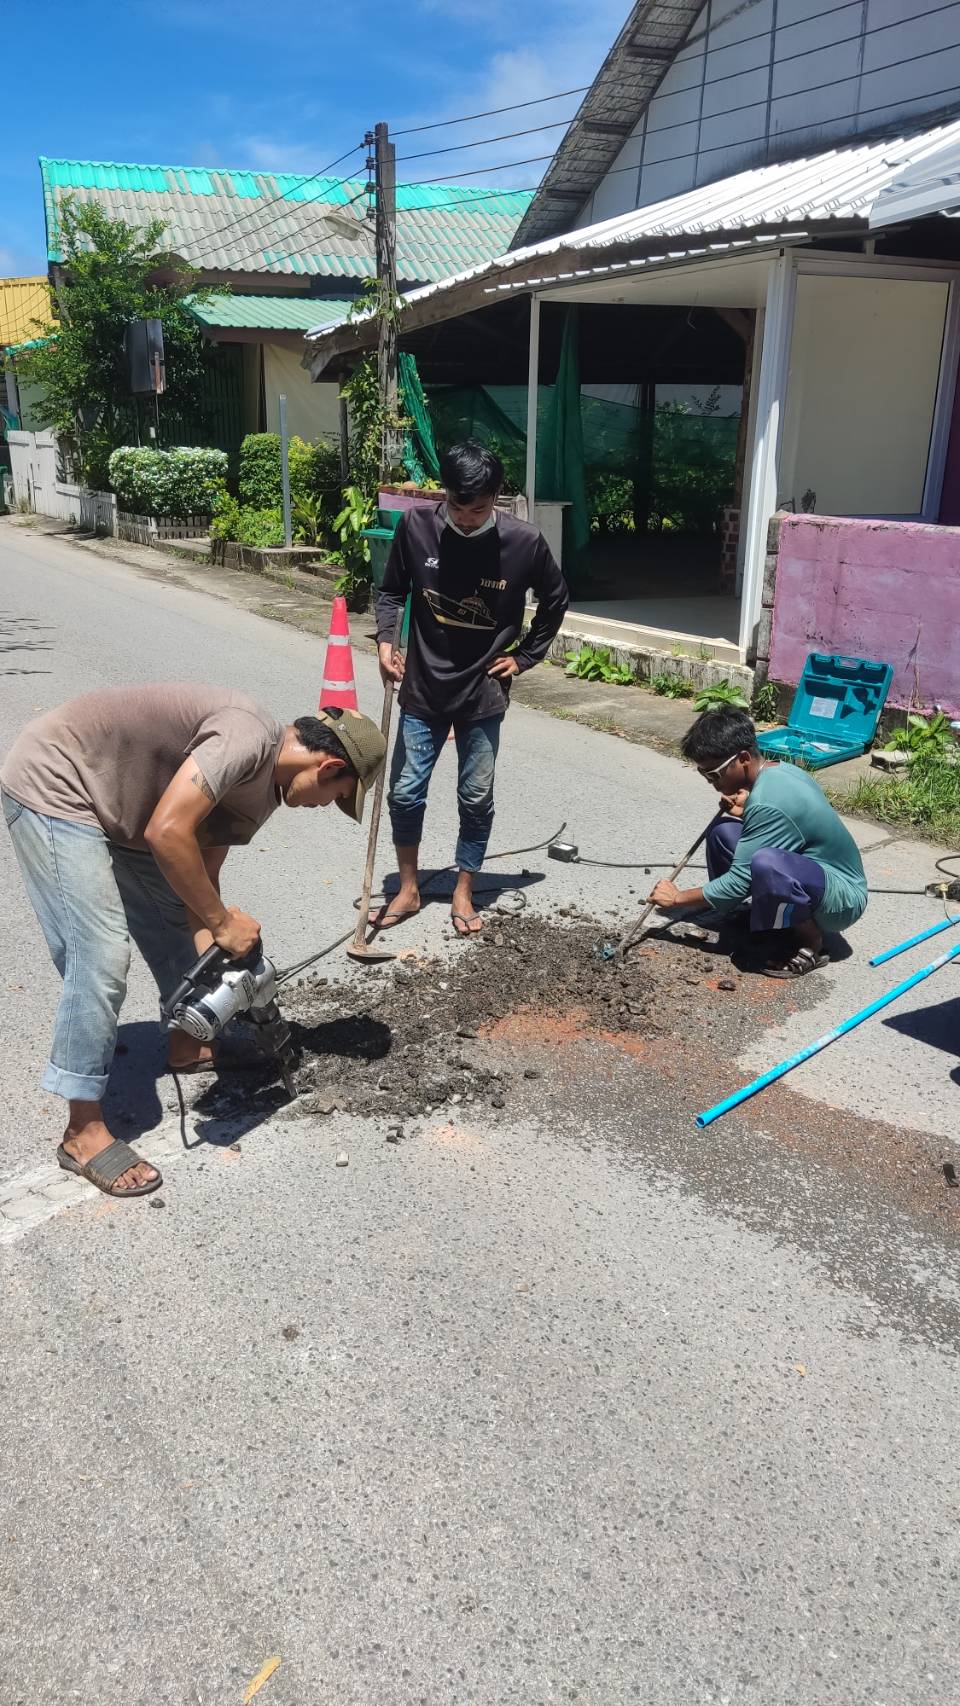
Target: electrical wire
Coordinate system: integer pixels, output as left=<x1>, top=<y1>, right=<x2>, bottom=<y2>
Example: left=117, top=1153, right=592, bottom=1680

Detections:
left=274, top=819, right=568, bottom=985
left=392, top=86, right=593, bottom=138
left=148, top=142, right=368, bottom=267
left=396, top=115, right=579, bottom=166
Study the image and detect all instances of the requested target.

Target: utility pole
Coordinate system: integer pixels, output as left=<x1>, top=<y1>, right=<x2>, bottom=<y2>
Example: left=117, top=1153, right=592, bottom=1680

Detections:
left=369, top=120, right=400, bottom=479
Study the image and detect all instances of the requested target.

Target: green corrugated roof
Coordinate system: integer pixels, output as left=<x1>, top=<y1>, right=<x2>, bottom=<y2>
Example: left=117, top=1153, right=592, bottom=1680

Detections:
left=187, top=293, right=352, bottom=332
left=40, top=157, right=533, bottom=285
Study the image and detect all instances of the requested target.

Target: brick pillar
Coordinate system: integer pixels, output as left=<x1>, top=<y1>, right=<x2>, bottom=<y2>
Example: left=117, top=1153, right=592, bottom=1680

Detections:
left=719, top=505, right=740, bottom=593
left=752, top=513, right=784, bottom=687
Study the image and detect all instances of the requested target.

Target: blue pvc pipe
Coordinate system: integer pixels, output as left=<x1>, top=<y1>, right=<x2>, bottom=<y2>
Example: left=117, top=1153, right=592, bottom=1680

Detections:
left=696, top=935, right=960, bottom=1129
left=870, top=912, right=960, bottom=967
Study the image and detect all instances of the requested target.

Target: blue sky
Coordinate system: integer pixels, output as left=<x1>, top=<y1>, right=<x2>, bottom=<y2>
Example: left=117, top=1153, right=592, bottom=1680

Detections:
left=1, top=0, right=629, bottom=274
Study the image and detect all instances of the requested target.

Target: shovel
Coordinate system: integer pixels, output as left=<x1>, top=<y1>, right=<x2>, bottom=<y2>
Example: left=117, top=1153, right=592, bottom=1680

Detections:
left=346, top=609, right=404, bottom=964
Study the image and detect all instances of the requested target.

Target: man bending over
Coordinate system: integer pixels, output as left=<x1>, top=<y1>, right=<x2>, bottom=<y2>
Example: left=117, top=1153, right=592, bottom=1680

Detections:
left=2, top=685, right=385, bottom=1198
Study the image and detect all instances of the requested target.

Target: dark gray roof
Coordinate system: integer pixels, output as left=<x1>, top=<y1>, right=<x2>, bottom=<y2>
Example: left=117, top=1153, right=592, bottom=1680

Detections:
left=514, top=1, right=701, bottom=247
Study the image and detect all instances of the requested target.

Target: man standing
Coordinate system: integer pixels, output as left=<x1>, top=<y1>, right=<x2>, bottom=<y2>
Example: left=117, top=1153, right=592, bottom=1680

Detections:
left=2, top=686, right=385, bottom=1197
left=374, top=441, right=569, bottom=936
left=649, top=706, right=867, bottom=976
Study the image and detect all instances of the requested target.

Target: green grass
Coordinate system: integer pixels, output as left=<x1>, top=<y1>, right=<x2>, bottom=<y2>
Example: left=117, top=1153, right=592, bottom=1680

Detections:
left=835, top=752, right=960, bottom=845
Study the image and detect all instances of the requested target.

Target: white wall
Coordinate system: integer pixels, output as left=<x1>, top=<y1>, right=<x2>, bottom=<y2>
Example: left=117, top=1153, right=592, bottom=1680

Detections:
left=262, top=344, right=340, bottom=442
left=778, top=272, right=949, bottom=516
left=585, top=0, right=960, bottom=225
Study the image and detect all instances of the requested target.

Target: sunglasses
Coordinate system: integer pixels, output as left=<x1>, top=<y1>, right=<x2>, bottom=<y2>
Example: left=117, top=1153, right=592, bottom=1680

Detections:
left=697, top=751, right=743, bottom=784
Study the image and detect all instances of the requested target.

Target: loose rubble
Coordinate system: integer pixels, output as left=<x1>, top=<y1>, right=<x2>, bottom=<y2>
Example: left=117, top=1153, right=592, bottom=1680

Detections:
left=275, top=914, right=760, bottom=1125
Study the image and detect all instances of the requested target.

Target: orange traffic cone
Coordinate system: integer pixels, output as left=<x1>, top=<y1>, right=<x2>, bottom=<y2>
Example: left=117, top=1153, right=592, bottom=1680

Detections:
left=319, top=595, right=359, bottom=712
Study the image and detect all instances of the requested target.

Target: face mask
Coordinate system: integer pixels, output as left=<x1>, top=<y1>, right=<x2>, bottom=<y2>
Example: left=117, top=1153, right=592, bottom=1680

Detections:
left=444, top=509, right=497, bottom=539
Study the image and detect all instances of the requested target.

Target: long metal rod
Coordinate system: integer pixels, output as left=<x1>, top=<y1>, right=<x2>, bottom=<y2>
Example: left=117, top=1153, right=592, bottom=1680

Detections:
left=279, top=392, right=292, bottom=549
left=696, top=935, right=960, bottom=1129
left=349, top=609, right=403, bottom=953
left=869, top=912, right=960, bottom=967
left=615, top=811, right=722, bottom=959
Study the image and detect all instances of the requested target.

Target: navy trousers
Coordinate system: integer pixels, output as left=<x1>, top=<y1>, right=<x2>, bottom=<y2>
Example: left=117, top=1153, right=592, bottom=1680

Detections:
left=706, top=818, right=826, bottom=932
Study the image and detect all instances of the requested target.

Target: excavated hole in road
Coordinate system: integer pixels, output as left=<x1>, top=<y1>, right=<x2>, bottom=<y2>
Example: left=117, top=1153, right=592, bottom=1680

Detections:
left=267, top=914, right=801, bottom=1129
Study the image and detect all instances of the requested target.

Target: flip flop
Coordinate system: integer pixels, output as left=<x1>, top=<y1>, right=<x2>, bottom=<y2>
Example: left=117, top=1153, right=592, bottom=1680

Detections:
left=451, top=911, right=483, bottom=937
left=763, top=947, right=829, bottom=980
left=372, top=907, right=421, bottom=930
left=57, top=1138, right=162, bottom=1198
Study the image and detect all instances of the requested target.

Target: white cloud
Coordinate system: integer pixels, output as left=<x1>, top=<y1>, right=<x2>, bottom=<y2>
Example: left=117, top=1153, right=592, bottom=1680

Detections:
left=397, top=0, right=631, bottom=189
left=230, top=135, right=363, bottom=178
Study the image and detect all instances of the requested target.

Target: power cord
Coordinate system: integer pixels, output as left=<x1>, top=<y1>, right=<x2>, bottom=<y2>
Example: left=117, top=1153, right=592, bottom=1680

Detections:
left=275, top=819, right=569, bottom=986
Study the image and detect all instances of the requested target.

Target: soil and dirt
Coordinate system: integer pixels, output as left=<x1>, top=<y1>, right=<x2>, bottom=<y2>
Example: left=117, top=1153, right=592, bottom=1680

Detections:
left=265, top=912, right=804, bottom=1128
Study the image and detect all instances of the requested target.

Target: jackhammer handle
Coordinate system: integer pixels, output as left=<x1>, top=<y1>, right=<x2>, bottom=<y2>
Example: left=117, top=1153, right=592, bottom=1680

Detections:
left=192, top=938, right=264, bottom=974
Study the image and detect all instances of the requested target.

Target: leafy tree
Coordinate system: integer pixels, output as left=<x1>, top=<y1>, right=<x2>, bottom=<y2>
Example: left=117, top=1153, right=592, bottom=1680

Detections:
left=19, top=197, right=218, bottom=487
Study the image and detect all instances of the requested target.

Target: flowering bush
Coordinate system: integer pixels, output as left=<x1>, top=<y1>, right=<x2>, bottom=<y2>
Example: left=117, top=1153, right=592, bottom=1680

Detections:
left=108, top=446, right=228, bottom=517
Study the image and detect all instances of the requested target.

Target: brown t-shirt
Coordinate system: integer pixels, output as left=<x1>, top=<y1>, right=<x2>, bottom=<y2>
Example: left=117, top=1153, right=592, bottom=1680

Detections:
left=0, top=683, right=284, bottom=850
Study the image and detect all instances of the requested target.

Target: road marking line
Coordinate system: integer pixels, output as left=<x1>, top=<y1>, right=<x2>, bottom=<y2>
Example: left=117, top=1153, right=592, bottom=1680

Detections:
left=0, top=1122, right=188, bottom=1246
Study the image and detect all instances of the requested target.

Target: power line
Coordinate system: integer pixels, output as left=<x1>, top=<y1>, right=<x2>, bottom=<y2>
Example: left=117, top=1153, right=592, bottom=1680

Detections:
left=391, top=85, right=592, bottom=138
left=205, top=192, right=376, bottom=276
left=188, top=142, right=367, bottom=255
left=396, top=114, right=579, bottom=166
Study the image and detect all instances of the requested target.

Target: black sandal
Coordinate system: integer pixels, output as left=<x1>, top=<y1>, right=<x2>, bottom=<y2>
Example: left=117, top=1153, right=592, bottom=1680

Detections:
left=763, top=947, right=829, bottom=980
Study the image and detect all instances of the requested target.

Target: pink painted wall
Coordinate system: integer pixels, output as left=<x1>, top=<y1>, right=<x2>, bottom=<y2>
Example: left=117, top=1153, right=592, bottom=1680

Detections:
left=768, top=513, right=960, bottom=716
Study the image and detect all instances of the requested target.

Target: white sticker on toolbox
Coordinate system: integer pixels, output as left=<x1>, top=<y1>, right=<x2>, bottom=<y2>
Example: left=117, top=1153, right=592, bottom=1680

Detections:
left=808, top=696, right=838, bottom=719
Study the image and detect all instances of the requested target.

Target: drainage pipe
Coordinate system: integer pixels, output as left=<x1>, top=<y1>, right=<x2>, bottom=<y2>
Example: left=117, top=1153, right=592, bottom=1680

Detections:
left=869, top=913, right=960, bottom=967
left=696, top=936, right=960, bottom=1128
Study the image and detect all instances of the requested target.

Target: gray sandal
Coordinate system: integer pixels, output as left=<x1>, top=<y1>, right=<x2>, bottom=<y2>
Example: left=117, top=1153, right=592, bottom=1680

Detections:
left=57, top=1139, right=162, bottom=1198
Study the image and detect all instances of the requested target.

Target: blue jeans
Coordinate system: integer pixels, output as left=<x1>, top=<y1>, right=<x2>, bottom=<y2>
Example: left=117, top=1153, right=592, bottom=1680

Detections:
left=388, top=714, right=502, bottom=872
left=706, top=817, right=826, bottom=932
left=3, top=791, right=197, bottom=1102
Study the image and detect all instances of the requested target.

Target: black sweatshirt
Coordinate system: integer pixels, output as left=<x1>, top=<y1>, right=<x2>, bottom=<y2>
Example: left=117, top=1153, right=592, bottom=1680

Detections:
left=375, top=504, right=569, bottom=723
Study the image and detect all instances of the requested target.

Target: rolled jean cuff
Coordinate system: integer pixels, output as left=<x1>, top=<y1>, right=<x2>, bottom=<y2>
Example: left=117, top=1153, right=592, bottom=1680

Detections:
left=454, top=836, right=490, bottom=873
left=41, top=1061, right=110, bottom=1102
left=390, top=808, right=426, bottom=847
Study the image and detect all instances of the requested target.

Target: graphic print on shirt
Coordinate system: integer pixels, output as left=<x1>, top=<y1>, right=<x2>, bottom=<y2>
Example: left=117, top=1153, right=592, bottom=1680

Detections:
left=423, top=587, right=497, bottom=630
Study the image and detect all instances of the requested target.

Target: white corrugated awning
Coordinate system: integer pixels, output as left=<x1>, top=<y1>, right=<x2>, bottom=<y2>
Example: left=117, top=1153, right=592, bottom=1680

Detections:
left=868, top=131, right=960, bottom=228
left=305, top=117, right=960, bottom=352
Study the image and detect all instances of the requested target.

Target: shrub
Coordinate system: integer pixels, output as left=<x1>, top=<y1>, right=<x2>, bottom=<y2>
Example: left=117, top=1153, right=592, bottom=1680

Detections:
left=693, top=680, right=749, bottom=714
left=108, top=445, right=227, bottom=517
left=884, top=710, right=955, bottom=756
left=210, top=492, right=240, bottom=542
left=239, top=433, right=341, bottom=510
left=235, top=506, right=286, bottom=549
left=650, top=671, right=695, bottom=699
left=564, top=644, right=634, bottom=685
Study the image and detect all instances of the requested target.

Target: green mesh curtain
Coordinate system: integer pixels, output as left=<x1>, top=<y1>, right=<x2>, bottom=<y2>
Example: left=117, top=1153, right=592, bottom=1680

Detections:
left=537, top=306, right=591, bottom=589
left=398, top=352, right=441, bottom=484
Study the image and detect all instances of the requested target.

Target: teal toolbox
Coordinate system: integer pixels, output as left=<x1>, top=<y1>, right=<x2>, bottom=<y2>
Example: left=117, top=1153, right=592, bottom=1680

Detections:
left=756, top=652, right=893, bottom=771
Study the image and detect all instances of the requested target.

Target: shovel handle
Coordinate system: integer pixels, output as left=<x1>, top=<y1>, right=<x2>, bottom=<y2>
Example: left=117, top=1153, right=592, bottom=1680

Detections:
left=350, top=610, right=403, bottom=949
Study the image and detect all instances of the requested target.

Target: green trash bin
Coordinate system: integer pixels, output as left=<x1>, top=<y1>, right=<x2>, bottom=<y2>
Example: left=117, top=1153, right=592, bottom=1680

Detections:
left=362, top=526, right=397, bottom=591
left=361, top=511, right=409, bottom=646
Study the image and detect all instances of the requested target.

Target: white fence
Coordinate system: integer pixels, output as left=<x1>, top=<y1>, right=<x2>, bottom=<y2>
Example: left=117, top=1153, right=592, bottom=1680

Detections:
left=116, top=511, right=210, bottom=545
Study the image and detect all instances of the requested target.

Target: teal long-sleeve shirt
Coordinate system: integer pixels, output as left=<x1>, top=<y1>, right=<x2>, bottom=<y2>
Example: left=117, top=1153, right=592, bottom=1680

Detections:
left=702, top=763, right=867, bottom=932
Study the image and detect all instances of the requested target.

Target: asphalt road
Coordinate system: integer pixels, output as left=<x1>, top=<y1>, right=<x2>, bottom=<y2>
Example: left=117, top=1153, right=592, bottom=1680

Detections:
left=1, top=519, right=958, bottom=1706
